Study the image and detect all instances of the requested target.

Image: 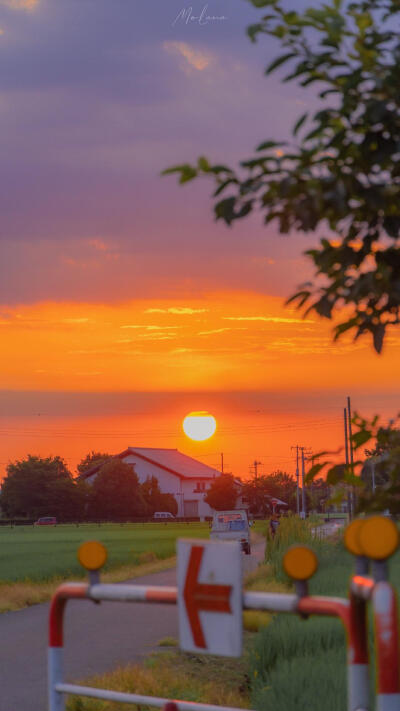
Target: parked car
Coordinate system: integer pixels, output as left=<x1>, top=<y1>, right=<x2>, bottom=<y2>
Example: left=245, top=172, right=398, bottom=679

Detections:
left=153, top=512, right=175, bottom=520
left=34, top=516, right=57, bottom=526
left=210, top=509, right=251, bottom=554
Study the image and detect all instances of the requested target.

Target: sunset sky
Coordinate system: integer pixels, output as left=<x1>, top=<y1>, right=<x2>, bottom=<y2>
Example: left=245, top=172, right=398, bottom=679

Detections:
left=0, top=0, right=399, bottom=481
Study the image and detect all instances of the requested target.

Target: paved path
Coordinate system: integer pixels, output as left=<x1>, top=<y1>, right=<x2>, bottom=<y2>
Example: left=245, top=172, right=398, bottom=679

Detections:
left=0, top=541, right=265, bottom=711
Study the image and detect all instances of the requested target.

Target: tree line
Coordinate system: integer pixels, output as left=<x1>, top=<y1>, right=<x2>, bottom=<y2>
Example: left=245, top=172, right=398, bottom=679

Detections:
left=0, top=451, right=331, bottom=522
left=204, top=471, right=330, bottom=514
left=0, top=452, right=177, bottom=521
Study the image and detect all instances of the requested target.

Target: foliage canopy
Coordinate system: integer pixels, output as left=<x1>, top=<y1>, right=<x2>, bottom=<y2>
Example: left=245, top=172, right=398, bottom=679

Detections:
left=164, top=0, right=400, bottom=353
left=205, top=474, right=238, bottom=510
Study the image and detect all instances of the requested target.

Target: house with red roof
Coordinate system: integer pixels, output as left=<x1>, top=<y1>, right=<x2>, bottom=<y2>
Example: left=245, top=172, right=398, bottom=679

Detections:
left=78, top=447, right=242, bottom=519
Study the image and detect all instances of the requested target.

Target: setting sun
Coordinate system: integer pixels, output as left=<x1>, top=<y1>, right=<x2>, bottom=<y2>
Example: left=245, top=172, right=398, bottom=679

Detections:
left=182, top=411, right=217, bottom=441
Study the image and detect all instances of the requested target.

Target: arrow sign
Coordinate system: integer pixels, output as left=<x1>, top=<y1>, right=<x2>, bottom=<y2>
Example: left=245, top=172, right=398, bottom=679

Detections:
left=183, top=545, right=232, bottom=648
left=178, top=539, right=242, bottom=657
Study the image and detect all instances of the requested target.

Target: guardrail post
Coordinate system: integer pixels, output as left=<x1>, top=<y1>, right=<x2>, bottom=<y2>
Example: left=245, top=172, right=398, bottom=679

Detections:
left=48, top=583, right=88, bottom=711
left=48, top=645, right=64, bottom=711
left=373, top=582, right=400, bottom=711
left=348, top=592, right=369, bottom=711
left=48, top=593, right=66, bottom=711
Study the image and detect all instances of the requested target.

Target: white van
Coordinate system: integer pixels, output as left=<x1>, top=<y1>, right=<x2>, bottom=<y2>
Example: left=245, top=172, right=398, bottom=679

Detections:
left=210, top=510, right=251, bottom=554
left=154, top=512, right=175, bottom=520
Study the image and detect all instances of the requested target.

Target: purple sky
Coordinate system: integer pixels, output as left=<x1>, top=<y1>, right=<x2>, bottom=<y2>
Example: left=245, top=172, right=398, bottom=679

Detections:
left=0, top=0, right=317, bottom=304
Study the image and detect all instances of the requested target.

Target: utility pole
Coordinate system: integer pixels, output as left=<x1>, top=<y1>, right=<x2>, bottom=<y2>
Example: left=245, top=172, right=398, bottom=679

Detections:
left=371, top=458, right=376, bottom=493
left=347, top=396, right=355, bottom=517
left=221, top=453, right=224, bottom=475
left=252, top=460, right=262, bottom=479
left=344, top=407, right=352, bottom=520
left=301, top=447, right=307, bottom=518
left=291, top=445, right=300, bottom=515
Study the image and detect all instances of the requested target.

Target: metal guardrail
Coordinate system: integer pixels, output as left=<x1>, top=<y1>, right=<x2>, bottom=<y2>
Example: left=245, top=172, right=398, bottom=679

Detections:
left=48, top=516, right=400, bottom=711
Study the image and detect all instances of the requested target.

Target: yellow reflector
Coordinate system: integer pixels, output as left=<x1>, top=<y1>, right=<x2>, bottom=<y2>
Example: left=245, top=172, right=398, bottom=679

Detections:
left=358, top=516, right=399, bottom=560
left=283, top=545, right=318, bottom=581
left=77, top=541, right=107, bottom=571
left=344, top=518, right=365, bottom=556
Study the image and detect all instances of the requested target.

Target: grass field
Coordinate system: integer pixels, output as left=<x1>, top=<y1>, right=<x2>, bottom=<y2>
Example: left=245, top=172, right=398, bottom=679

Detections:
left=0, top=522, right=211, bottom=583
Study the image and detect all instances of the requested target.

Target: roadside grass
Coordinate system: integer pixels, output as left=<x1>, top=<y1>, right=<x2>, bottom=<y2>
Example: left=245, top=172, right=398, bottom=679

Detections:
left=66, top=645, right=252, bottom=711
left=157, top=636, right=178, bottom=647
left=0, top=522, right=211, bottom=612
left=251, top=516, right=400, bottom=711
left=0, top=556, right=177, bottom=613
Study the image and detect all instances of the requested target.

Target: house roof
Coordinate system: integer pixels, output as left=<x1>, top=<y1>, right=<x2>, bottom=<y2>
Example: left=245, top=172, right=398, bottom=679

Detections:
left=78, top=447, right=221, bottom=482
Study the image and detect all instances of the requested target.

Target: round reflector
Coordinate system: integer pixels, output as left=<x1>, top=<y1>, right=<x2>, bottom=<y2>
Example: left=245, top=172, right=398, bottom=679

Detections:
left=344, top=518, right=365, bottom=556
left=358, top=516, right=399, bottom=560
left=77, top=541, right=107, bottom=571
left=283, top=545, right=318, bottom=581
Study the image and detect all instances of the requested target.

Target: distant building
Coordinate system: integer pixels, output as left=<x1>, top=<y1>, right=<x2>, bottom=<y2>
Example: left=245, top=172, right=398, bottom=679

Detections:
left=78, top=447, right=243, bottom=519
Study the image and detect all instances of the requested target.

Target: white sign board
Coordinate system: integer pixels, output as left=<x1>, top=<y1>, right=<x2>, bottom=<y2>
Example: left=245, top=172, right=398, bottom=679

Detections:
left=177, top=539, right=242, bottom=657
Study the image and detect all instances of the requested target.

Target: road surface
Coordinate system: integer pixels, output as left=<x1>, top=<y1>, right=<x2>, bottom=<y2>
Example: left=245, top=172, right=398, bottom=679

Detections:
left=0, top=540, right=265, bottom=711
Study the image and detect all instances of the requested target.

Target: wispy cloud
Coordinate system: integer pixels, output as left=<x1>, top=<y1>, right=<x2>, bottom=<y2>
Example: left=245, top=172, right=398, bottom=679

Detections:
left=120, top=324, right=183, bottom=330
left=1, top=0, right=39, bottom=9
left=87, top=239, right=109, bottom=252
left=163, top=41, right=212, bottom=72
left=62, top=318, right=90, bottom=324
left=170, top=347, right=194, bottom=354
left=197, top=327, right=233, bottom=336
left=223, top=316, right=313, bottom=324
left=145, top=307, right=208, bottom=315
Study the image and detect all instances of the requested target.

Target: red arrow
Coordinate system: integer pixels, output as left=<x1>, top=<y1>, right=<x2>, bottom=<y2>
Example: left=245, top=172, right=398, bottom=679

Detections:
left=183, top=545, right=232, bottom=648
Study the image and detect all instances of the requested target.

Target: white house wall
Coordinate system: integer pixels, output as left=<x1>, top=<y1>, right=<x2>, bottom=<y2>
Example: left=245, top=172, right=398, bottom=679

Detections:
left=123, top=455, right=214, bottom=519
left=122, top=455, right=180, bottom=490
left=181, top=478, right=214, bottom=519
left=86, top=454, right=218, bottom=519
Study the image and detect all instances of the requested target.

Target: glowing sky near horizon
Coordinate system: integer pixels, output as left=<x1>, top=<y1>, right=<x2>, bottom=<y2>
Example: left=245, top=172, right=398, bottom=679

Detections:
left=0, top=0, right=399, bottom=480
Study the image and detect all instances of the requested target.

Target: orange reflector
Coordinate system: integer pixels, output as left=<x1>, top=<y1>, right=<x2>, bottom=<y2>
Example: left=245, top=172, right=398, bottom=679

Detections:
left=283, top=545, right=318, bottom=581
left=344, top=518, right=365, bottom=556
left=358, top=516, right=399, bottom=560
left=77, top=541, right=108, bottom=571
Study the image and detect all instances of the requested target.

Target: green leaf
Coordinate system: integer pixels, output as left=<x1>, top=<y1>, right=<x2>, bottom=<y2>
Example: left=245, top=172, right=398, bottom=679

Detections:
left=161, top=164, right=197, bottom=184
left=355, top=12, right=373, bottom=31
left=326, top=464, right=346, bottom=485
left=306, top=462, right=328, bottom=482
left=247, top=23, right=264, bottom=42
left=293, top=112, right=308, bottom=136
left=179, top=167, right=198, bottom=184
left=352, top=430, right=372, bottom=449
left=197, top=156, right=210, bottom=172
left=256, top=140, right=286, bottom=152
left=373, top=324, right=385, bottom=354
left=265, top=53, right=296, bottom=75
left=214, top=197, right=236, bottom=225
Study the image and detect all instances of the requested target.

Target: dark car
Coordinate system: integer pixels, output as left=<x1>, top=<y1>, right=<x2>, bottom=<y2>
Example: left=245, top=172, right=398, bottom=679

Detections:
left=34, top=516, right=57, bottom=525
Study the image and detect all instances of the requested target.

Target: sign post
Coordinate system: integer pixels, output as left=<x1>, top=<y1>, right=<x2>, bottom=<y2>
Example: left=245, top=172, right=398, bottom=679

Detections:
left=177, top=539, right=242, bottom=657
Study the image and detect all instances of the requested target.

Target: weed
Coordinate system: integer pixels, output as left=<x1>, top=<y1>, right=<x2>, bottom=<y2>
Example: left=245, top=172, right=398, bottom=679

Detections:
left=66, top=647, right=252, bottom=711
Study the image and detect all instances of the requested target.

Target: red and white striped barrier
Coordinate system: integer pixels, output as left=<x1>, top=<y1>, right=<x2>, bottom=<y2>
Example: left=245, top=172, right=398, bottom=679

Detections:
left=48, top=581, right=376, bottom=711
left=47, top=521, right=400, bottom=711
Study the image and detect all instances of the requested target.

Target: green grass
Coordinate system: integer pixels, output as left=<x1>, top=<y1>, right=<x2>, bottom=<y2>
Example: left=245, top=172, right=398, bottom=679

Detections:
left=251, top=516, right=400, bottom=711
left=66, top=643, right=253, bottom=710
left=0, top=522, right=210, bottom=582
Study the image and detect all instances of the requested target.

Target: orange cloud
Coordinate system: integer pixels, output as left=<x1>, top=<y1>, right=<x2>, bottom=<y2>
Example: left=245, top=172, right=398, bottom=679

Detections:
left=145, top=307, right=208, bottom=315
left=1, top=0, right=39, bottom=8
left=0, top=292, right=398, bottom=392
left=163, top=41, right=212, bottom=72
left=223, top=316, right=314, bottom=324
